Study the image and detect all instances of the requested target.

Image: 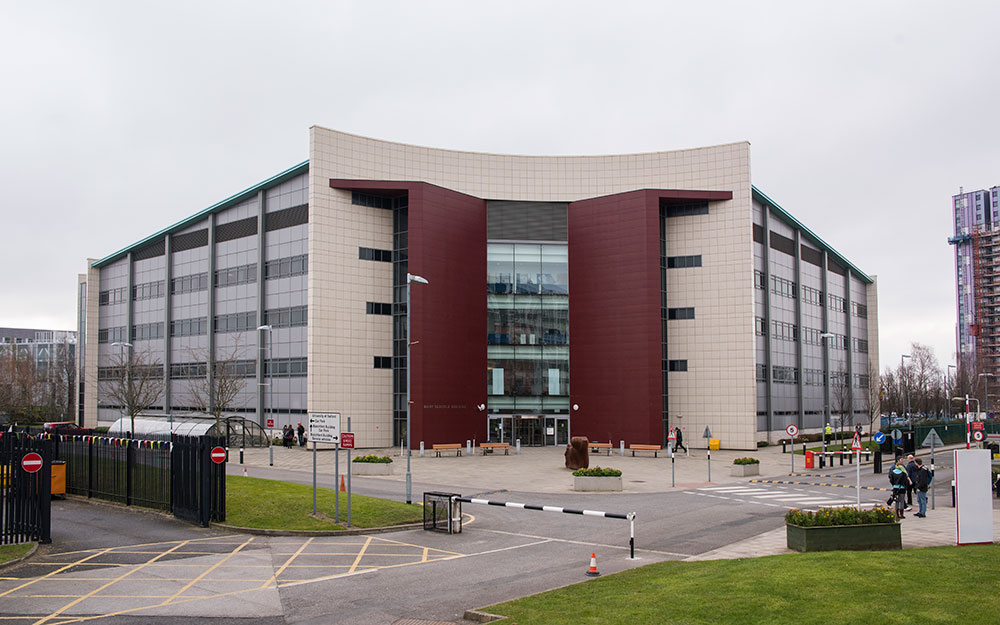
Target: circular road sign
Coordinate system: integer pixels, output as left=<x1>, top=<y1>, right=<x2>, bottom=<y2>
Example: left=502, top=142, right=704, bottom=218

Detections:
left=973, top=430, right=985, bottom=442
left=786, top=424, right=799, bottom=438
left=873, top=431, right=886, bottom=444
left=210, top=446, right=227, bottom=464
left=21, top=452, right=43, bottom=474
left=891, top=428, right=903, bottom=443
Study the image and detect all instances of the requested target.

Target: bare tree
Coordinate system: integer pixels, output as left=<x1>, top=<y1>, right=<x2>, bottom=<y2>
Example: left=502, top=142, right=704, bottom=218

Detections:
left=0, top=345, right=42, bottom=422
left=831, top=367, right=853, bottom=440
left=188, top=342, right=248, bottom=431
left=908, top=343, right=942, bottom=418
left=867, top=360, right=880, bottom=438
left=101, top=348, right=164, bottom=435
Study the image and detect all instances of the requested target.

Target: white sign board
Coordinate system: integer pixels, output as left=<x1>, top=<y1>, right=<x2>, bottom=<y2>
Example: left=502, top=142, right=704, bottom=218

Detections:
left=308, top=412, right=341, bottom=444
left=954, top=449, right=995, bottom=545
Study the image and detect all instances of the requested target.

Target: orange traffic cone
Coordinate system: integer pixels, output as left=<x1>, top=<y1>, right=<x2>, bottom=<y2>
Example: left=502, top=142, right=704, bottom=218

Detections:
left=586, top=552, right=600, bottom=576
left=340, top=475, right=346, bottom=492
left=243, top=467, right=247, bottom=477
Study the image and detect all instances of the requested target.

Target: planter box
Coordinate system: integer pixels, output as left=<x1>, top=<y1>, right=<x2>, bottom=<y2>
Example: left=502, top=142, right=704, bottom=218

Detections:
left=786, top=522, right=901, bottom=552
left=730, top=463, right=760, bottom=477
left=574, top=475, right=622, bottom=492
left=351, top=462, right=393, bottom=476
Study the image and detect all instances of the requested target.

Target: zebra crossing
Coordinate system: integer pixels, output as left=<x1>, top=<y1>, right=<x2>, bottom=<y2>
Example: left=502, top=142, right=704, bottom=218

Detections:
left=686, top=484, right=881, bottom=510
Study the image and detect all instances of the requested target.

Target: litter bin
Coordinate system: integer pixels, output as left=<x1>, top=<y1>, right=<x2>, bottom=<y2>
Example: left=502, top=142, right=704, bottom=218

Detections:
left=708, top=438, right=720, bottom=450
left=51, top=460, right=66, bottom=497
left=873, top=450, right=882, bottom=474
left=805, top=450, right=814, bottom=469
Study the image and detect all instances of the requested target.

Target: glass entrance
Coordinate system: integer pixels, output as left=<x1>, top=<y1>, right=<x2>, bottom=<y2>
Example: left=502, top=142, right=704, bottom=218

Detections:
left=544, top=417, right=570, bottom=446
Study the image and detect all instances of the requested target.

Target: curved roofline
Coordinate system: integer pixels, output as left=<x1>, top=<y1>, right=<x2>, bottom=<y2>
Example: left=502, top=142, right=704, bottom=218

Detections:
left=311, top=125, right=749, bottom=161
left=92, top=160, right=309, bottom=268
left=752, top=186, right=873, bottom=284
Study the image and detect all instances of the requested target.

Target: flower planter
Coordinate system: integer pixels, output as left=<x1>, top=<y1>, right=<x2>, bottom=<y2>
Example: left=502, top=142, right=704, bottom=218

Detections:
left=730, top=463, right=760, bottom=477
left=351, top=462, right=393, bottom=476
left=786, top=522, right=901, bottom=552
left=573, top=476, right=622, bottom=492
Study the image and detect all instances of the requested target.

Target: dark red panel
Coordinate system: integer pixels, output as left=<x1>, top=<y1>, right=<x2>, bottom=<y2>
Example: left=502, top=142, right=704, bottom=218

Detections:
left=331, top=178, right=487, bottom=448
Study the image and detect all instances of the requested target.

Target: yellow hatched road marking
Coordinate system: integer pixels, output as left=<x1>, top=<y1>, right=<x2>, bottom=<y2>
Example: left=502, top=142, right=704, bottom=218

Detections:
left=159, top=535, right=255, bottom=606
left=0, top=548, right=114, bottom=599
left=346, top=537, right=372, bottom=574
left=262, top=537, right=312, bottom=588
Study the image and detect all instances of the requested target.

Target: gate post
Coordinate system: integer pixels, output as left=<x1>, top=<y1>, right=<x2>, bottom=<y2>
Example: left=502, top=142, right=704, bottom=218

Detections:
left=199, top=436, right=212, bottom=527
left=38, top=439, right=52, bottom=544
left=87, top=436, right=94, bottom=499
left=126, top=439, right=133, bottom=507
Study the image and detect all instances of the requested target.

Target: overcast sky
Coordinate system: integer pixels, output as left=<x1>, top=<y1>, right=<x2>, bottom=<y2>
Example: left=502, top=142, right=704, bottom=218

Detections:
left=2, top=1, right=998, bottom=375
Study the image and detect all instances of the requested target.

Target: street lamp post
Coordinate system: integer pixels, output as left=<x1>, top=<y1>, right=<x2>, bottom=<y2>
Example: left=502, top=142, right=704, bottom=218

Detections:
left=405, top=272, right=429, bottom=505
left=257, top=325, right=273, bottom=467
left=900, top=354, right=911, bottom=422
left=820, top=333, right=835, bottom=450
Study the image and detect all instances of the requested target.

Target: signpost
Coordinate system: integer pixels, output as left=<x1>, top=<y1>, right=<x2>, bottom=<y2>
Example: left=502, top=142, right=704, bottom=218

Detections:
left=210, top=446, right=227, bottom=464
left=922, top=429, right=943, bottom=510
left=21, top=452, right=43, bottom=474
left=308, top=412, right=341, bottom=518
left=851, top=432, right=863, bottom=508
left=703, top=427, right=713, bottom=482
left=786, top=425, right=799, bottom=473
left=668, top=429, right=677, bottom=487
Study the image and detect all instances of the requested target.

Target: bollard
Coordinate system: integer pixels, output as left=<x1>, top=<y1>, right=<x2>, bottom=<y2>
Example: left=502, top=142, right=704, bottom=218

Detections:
left=802, top=442, right=807, bottom=457
left=240, top=446, right=244, bottom=464
left=839, top=452, right=844, bottom=466
left=951, top=480, right=956, bottom=507
left=516, top=438, right=521, bottom=455
left=873, top=450, right=882, bottom=473
left=782, top=440, right=787, bottom=453
left=620, top=440, right=626, bottom=456
left=466, top=440, right=472, bottom=456
left=420, top=441, right=424, bottom=458
left=819, top=454, right=825, bottom=469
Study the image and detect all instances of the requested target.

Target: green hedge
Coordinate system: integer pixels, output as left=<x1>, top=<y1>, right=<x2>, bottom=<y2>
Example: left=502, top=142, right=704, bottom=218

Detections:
left=573, top=466, right=622, bottom=477
left=786, top=506, right=896, bottom=527
left=733, top=457, right=760, bottom=465
left=352, top=454, right=392, bottom=463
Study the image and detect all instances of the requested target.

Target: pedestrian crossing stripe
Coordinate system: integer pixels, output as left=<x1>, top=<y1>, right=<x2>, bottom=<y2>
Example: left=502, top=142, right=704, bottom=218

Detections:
left=750, top=479, right=888, bottom=492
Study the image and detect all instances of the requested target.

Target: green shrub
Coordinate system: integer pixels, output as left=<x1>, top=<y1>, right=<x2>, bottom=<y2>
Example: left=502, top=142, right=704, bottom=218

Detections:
left=733, top=457, right=760, bottom=465
left=785, top=506, right=896, bottom=527
left=573, top=466, right=622, bottom=477
left=352, top=454, right=392, bottom=464
left=756, top=441, right=769, bottom=448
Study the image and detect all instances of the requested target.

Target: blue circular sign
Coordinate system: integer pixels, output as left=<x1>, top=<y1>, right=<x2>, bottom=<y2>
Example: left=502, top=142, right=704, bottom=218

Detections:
left=873, top=432, right=886, bottom=444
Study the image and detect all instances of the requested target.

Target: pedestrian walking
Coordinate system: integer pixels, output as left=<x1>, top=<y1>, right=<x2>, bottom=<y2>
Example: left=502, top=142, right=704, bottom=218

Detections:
left=674, top=427, right=688, bottom=453
left=911, top=458, right=933, bottom=518
left=296, top=422, right=305, bottom=447
left=282, top=424, right=294, bottom=448
left=904, top=454, right=917, bottom=509
left=889, top=456, right=910, bottom=519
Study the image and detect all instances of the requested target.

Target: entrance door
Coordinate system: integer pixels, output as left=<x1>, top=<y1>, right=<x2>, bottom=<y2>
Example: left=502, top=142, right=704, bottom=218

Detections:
left=487, top=416, right=512, bottom=443
left=515, top=416, right=544, bottom=446
left=543, top=418, right=571, bottom=446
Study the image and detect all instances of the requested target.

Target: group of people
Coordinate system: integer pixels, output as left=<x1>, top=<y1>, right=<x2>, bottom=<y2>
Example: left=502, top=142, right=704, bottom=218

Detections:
left=888, top=453, right=933, bottom=519
left=281, top=423, right=306, bottom=448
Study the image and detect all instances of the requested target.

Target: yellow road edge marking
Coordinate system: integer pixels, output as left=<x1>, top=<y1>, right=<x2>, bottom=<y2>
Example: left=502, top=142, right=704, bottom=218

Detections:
left=346, top=537, right=373, bottom=575
left=422, top=547, right=428, bottom=563
left=159, top=535, right=255, bottom=606
left=0, top=548, right=114, bottom=599
left=47, top=535, right=244, bottom=558
left=30, top=540, right=191, bottom=625
left=262, top=536, right=312, bottom=589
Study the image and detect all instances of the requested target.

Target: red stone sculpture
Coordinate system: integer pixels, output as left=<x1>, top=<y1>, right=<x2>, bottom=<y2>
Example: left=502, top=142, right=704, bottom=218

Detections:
left=565, top=436, right=590, bottom=470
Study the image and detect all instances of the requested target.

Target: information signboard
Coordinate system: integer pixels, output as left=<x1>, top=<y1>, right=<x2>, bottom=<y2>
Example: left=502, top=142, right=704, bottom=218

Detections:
left=308, top=412, right=341, bottom=444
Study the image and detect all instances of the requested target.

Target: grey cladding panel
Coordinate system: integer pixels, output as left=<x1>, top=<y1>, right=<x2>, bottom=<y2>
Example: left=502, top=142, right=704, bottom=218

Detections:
left=487, top=201, right=568, bottom=241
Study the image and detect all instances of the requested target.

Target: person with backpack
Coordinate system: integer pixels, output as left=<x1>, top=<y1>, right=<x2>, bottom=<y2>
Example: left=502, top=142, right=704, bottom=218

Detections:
left=911, top=458, right=933, bottom=518
left=888, top=457, right=911, bottom=519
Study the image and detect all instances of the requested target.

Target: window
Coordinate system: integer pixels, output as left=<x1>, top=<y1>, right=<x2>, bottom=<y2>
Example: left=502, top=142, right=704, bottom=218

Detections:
left=99, top=287, right=127, bottom=306
left=366, top=302, right=392, bottom=315
left=667, top=360, right=688, bottom=372
left=771, top=320, right=798, bottom=342
left=828, top=294, right=846, bottom=312
left=170, top=362, right=207, bottom=379
left=98, top=326, right=127, bottom=344
left=215, top=263, right=257, bottom=287
left=756, top=364, right=768, bottom=381
left=771, top=275, right=797, bottom=299
left=131, top=322, right=163, bottom=342
left=852, top=302, right=868, bottom=317
left=664, top=202, right=709, bottom=217
left=802, top=285, right=824, bottom=306
left=667, top=255, right=702, bottom=268
left=359, top=247, right=392, bottom=262
left=374, top=356, right=392, bottom=369
left=755, top=317, right=767, bottom=336
left=214, top=311, right=257, bottom=333
left=803, top=368, right=824, bottom=386
left=853, top=337, right=869, bottom=353
left=773, top=366, right=798, bottom=384
left=132, top=280, right=165, bottom=301
left=263, top=305, right=307, bottom=329
left=754, top=270, right=766, bottom=289
left=171, top=272, right=209, bottom=295
left=170, top=317, right=207, bottom=337
left=264, top=254, right=308, bottom=280
left=855, top=374, right=870, bottom=389
left=667, top=307, right=695, bottom=320
left=265, top=357, right=308, bottom=377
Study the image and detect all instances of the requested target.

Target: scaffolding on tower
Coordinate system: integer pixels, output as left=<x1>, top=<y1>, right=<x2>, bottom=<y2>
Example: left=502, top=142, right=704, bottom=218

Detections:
left=971, top=226, right=1000, bottom=378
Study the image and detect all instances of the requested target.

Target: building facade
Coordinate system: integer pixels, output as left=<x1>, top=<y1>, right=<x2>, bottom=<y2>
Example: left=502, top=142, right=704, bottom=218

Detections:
left=1, top=327, right=77, bottom=422
left=950, top=186, right=1000, bottom=377
left=78, top=129, right=878, bottom=449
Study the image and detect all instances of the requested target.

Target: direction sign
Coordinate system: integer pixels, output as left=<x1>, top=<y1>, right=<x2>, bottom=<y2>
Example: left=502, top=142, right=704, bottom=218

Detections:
left=210, top=446, right=227, bottom=464
left=922, top=429, right=944, bottom=448
left=702, top=426, right=713, bottom=439
left=21, top=452, right=43, bottom=474
left=971, top=421, right=985, bottom=431
left=873, top=431, right=886, bottom=445
left=891, top=428, right=903, bottom=443
left=308, top=412, right=341, bottom=444
left=973, top=430, right=985, bottom=442
left=786, top=424, right=799, bottom=438
left=341, top=432, right=355, bottom=449
left=851, top=432, right=863, bottom=451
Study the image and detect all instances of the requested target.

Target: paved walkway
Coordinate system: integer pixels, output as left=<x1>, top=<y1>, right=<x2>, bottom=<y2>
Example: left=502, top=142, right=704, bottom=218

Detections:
left=238, top=441, right=1000, bottom=559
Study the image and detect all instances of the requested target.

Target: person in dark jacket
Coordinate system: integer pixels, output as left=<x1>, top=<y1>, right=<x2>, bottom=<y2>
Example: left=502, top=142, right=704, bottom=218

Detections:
left=911, top=458, right=933, bottom=517
left=674, top=427, right=688, bottom=453
left=296, top=422, right=305, bottom=447
left=904, top=454, right=917, bottom=509
left=282, top=424, right=294, bottom=448
left=889, top=457, right=910, bottom=518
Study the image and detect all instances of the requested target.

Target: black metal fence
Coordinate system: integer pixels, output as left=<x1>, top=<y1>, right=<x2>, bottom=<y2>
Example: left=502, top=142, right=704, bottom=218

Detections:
left=40, top=433, right=225, bottom=527
left=1, top=432, right=52, bottom=545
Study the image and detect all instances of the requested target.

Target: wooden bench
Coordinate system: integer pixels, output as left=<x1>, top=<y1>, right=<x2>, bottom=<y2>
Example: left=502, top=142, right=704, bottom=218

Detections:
left=432, top=443, right=463, bottom=457
left=589, top=442, right=613, bottom=456
left=629, top=444, right=662, bottom=457
left=479, top=442, right=510, bottom=455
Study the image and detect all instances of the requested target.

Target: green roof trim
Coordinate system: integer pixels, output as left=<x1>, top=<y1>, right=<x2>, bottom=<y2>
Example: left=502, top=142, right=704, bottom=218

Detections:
left=92, top=160, right=310, bottom=268
left=752, top=186, right=873, bottom=284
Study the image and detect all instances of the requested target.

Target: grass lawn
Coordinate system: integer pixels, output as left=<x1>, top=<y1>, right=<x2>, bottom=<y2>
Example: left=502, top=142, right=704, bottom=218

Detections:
left=487, top=544, right=1000, bottom=625
left=226, top=475, right=423, bottom=530
left=0, top=543, right=33, bottom=566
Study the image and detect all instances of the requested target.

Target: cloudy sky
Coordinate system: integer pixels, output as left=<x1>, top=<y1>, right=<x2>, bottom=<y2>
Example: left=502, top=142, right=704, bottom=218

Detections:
left=2, top=1, right=998, bottom=374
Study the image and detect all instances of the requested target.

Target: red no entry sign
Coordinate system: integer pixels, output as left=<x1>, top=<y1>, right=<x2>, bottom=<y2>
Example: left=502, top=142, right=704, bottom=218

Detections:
left=21, top=452, right=43, bottom=473
left=210, top=446, right=227, bottom=464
